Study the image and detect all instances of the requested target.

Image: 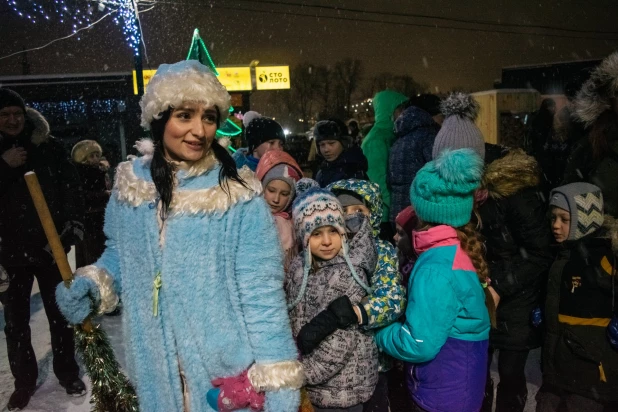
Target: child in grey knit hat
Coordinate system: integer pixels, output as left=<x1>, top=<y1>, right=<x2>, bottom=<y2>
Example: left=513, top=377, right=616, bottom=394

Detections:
left=539, top=182, right=618, bottom=408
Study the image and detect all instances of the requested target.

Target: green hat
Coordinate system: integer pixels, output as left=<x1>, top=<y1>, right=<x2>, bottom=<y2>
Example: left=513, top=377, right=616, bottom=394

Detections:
left=410, top=148, right=483, bottom=227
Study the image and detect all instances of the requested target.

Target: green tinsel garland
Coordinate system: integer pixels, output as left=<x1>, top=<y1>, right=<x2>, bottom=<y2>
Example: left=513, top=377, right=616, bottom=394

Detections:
left=74, top=324, right=139, bottom=412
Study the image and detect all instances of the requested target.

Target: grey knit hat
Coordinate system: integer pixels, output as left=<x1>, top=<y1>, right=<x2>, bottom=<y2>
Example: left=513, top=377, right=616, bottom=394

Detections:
left=432, top=92, right=485, bottom=160
left=550, top=182, right=604, bottom=241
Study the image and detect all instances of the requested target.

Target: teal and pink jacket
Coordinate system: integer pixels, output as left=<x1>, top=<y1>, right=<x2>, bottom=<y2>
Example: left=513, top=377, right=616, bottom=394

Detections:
left=375, top=225, right=490, bottom=412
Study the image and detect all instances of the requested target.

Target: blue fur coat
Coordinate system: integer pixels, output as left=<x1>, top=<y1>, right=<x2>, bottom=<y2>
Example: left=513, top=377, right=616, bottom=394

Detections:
left=77, top=150, right=302, bottom=411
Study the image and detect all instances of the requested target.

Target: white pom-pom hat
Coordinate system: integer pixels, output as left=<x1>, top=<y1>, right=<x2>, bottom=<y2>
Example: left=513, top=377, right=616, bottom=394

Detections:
left=139, top=60, right=231, bottom=130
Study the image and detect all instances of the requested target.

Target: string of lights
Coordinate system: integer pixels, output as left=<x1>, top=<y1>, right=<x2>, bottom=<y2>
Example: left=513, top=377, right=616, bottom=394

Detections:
left=4, top=0, right=155, bottom=56
left=0, top=8, right=117, bottom=61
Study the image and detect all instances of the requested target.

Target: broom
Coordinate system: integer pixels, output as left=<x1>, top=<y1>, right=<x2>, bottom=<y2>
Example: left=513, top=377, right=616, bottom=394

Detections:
left=25, top=171, right=139, bottom=412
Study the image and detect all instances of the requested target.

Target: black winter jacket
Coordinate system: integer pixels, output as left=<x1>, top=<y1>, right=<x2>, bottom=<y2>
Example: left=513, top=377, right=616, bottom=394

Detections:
left=542, top=224, right=618, bottom=403
left=0, top=109, right=84, bottom=267
left=479, top=149, right=554, bottom=350
left=315, top=146, right=368, bottom=188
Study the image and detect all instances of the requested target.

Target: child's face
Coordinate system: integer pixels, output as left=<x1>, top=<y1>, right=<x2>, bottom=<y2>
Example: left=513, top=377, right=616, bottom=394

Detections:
left=254, top=139, right=283, bottom=159
left=550, top=207, right=570, bottom=243
left=343, top=204, right=370, bottom=218
left=318, top=140, right=344, bottom=162
left=309, top=226, right=342, bottom=261
left=394, top=223, right=413, bottom=258
left=263, top=180, right=292, bottom=213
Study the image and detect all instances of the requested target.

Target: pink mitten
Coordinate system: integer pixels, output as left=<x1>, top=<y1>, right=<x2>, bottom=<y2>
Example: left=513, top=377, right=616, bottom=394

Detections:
left=211, top=370, right=265, bottom=411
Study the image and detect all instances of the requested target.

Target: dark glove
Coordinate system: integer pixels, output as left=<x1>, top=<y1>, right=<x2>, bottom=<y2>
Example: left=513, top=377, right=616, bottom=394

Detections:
left=327, top=295, right=358, bottom=328
left=297, top=296, right=357, bottom=355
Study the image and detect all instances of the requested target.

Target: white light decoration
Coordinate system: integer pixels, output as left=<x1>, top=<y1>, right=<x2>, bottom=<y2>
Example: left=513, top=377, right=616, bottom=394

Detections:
left=5, top=0, right=154, bottom=56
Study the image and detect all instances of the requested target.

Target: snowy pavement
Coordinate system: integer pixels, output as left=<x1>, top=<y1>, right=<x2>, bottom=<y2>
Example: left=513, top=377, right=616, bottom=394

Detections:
left=1, top=280, right=541, bottom=412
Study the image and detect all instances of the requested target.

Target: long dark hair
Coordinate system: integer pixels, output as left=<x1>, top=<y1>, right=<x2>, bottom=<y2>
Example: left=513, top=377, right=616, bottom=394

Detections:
left=149, top=108, right=246, bottom=220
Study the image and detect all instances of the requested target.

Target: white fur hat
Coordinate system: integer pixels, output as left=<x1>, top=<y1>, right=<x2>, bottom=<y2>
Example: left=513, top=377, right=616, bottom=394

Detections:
left=139, top=60, right=231, bottom=130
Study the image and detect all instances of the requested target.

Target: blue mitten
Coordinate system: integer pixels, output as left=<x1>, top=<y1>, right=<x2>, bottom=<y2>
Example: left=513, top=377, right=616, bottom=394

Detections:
left=55, top=276, right=100, bottom=325
left=607, top=316, right=618, bottom=350
left=531, top=306, right=543, bottom=328
left=206, top=388, right=220, bottom=411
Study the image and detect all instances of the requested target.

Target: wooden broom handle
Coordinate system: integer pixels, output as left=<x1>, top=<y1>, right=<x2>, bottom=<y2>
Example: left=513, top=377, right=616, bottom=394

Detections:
left=24, top=172, right=93, bottom=332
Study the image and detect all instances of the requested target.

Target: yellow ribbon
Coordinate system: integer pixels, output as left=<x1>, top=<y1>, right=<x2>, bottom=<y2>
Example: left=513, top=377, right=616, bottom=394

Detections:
left=153, top=271, right=162, bottom=317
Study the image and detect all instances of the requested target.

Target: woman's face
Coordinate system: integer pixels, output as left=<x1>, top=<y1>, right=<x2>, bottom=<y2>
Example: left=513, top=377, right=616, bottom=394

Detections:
left=86, top=151, right=102, bottom=166
left=263, top=179, right=292, bottom=213
left=163, top=102, right=218, bottom=162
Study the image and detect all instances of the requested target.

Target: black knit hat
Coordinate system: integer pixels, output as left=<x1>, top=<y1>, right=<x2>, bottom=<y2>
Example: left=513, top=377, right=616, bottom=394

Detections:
left=245, top=117, right=285, bottom=153
left=0, top=89, right=26, bottom=113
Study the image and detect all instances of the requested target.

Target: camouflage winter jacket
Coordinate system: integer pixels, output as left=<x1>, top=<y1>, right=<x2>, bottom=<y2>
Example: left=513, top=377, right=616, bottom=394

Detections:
left=328, top=179, right=406, bottom=329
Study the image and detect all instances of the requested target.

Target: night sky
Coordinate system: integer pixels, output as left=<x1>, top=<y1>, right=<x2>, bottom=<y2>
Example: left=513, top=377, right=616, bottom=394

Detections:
left=1, top=0, right=617, bottom=107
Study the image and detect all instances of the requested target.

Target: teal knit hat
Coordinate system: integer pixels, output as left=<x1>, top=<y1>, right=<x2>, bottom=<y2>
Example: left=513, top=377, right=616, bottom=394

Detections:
left=410, top=148, right=483, bottom=227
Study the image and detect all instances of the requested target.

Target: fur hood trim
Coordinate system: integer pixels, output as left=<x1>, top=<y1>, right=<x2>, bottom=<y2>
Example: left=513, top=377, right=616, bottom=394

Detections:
left=601, top=215, right=618, bottom=256
left=113, top=159, right=262, bottom=216
left=574, top=52, right=618, bottom=127
left=26, top=108, right=50, bottom=146
left=483, top=149, right=540, bottom=199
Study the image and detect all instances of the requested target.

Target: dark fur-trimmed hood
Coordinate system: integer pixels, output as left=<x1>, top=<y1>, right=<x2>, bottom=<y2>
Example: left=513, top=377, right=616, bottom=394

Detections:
left=26, top=108, right=50, bottom=146
left=574, top=52, right=618, bottom=127
left=600, top=215, right=618, bottom=256
left=483, top=149, right=540, bottom=199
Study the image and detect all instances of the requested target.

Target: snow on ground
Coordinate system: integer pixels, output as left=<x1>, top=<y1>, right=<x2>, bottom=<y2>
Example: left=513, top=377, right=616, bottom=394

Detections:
left=1, top=278, right=541, bottom=412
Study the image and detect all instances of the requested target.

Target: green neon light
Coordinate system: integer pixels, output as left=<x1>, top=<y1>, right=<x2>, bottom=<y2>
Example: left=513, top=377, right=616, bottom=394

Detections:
left=216, top=118, right=243, bottom=137
left=186, top=28, right=219, bottom=75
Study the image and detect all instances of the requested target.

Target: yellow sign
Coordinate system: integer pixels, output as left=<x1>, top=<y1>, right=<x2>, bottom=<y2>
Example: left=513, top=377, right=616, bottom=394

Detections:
left=133, top=70, right=157, bottom=95
left=217, top=67, right=252, bottom=92
left=256, top=66, right=290, bottom=90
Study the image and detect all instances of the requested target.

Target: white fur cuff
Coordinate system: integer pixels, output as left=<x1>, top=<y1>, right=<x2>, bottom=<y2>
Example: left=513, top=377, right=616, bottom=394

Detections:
left=75, top=265, right=119, bottom=315
left=248, top=360, right=305, bottom=391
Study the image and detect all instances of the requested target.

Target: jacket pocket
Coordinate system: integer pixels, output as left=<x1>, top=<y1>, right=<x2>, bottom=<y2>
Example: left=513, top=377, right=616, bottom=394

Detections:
left=555, top=327, right=605, bottom=385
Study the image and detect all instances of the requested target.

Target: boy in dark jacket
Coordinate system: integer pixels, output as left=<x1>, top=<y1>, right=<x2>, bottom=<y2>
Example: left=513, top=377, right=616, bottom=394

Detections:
left=314, top=119, right=368, bottom=187
left=536, top=182, right=618, bottom=412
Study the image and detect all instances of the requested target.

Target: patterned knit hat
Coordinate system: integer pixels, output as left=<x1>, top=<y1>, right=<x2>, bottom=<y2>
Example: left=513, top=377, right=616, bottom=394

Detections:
left=432, top=92, right=485, bottom=160
left=292, top=188, right=347, bottom=248
left=550, top=182, right=604, bottom=241
left=296, top=178, right=320, bottom=195
left=288, top=187, right=371, bottom=310
left=410, top=148, right=484, bottom=227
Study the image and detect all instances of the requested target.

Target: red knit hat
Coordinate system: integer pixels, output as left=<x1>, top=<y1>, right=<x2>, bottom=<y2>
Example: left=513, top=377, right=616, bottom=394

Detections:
left=395, top=206, right=417, bottom=238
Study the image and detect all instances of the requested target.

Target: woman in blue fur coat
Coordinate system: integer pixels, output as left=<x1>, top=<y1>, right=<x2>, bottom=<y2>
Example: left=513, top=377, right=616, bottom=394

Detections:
left=56, top=60, right=303, bottom=412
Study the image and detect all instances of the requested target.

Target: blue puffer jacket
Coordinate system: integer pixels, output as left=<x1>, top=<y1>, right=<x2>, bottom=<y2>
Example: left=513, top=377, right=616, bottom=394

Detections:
left=388, top=107, right=438, bottom=221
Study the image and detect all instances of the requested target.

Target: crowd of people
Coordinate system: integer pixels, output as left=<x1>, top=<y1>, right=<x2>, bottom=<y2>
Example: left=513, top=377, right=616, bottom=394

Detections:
left=1, top=52, right=618, bottom=412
